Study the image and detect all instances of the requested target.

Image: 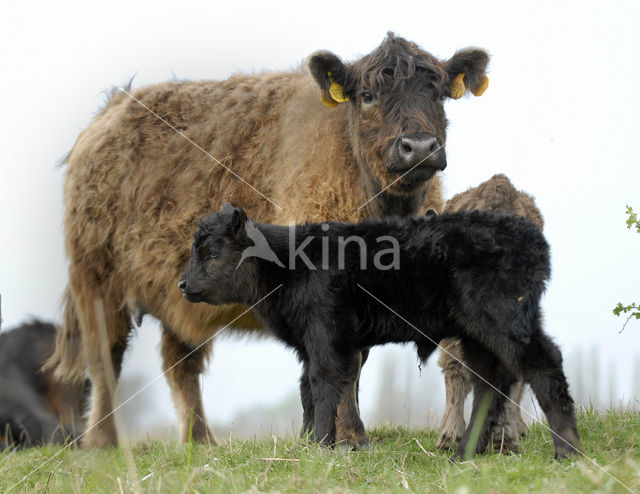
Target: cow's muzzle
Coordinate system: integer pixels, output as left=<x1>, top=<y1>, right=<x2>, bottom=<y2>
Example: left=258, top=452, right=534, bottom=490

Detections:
left=387, top=133, right=447, bottom=176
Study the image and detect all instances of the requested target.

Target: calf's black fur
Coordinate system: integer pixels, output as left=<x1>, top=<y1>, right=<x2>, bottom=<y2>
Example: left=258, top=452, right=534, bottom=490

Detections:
left=179, top=204, right=582, bottom=459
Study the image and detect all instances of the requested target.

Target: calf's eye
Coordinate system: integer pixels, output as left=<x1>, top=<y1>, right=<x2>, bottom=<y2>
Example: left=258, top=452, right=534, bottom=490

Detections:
left=361, top=92, right=374, bottom=104
left=208, top=248, right=221, bottom=259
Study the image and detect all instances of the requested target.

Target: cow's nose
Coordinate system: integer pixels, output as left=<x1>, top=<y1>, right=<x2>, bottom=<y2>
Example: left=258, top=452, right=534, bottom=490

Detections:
left=178, top=279, right=187, bottom=292
left=397, top=135, right=441, bottom=169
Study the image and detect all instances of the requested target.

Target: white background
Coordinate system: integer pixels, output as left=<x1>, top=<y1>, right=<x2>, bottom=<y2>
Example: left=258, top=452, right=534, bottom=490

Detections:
left=1, top=1, right=638, bottom=436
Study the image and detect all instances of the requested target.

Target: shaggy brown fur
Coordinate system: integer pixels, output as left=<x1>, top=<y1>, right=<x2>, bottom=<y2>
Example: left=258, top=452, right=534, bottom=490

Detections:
left=436, top=174, right=544, bottom=451
left=48, top=32, right=490, bottom=448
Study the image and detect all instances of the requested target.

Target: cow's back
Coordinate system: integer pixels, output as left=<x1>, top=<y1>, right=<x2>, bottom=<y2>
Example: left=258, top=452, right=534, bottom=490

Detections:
left=65, top=75, right=300, bottom=339
left=63, top=70, right=399, bottom=343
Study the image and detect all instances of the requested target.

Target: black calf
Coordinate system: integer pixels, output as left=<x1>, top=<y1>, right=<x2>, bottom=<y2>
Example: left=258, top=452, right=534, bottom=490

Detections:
left=179, top=204, right=583, bottom=459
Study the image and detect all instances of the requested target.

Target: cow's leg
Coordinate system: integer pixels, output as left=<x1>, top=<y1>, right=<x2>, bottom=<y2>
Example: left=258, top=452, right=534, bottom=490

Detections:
left=523, top=332, right=583, bottom=459
left=335, top=349, right=369, bottom=450
left=436, top=338, right=471, bottom=450
left=73, top=286, right=132, bottom=448
left=488, top=379, right=527, bottom=453
left=161, top=327, right=214, bottom=444
left=299, top=359, right=314, bottom=437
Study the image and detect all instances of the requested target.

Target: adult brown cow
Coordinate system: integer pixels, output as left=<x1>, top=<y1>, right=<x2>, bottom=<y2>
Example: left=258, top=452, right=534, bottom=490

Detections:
left=48, top=33, right=489, bottom=448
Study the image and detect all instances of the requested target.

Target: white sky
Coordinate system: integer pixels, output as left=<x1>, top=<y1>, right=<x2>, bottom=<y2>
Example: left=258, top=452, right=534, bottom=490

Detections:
left=0, top=1, right=639, bottom=433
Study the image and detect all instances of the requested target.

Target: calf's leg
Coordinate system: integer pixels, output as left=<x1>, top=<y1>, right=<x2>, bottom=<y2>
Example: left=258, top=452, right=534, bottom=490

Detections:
left=452, top=342, right=516, bottom=460
left=299, top=359, right=314, bottom=437
left=302, top=350, right=370, bottom=450
left=488, top=380, right=527, bottom=453
left=308, top=349, right=358, bottom=447
left=161, top=328, right=214, bottom=444
left=523, top=332, right=583, bottom=458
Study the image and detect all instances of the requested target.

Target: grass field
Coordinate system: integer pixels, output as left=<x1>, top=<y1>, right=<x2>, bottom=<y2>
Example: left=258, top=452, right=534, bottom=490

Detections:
left=1, top=408, right=638, bottom=493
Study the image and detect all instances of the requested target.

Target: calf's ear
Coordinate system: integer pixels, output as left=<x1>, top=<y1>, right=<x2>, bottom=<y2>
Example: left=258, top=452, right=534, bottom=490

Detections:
left=443, top=48, right=490, bottom=99
left=308, top=50, right=350, bottom=107
left=230, top=207, right=248, bottom=237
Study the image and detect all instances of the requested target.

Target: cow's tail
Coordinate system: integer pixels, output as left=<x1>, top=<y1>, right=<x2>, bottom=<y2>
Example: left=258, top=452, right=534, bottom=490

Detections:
left=43, top=287, right=85, bottom=383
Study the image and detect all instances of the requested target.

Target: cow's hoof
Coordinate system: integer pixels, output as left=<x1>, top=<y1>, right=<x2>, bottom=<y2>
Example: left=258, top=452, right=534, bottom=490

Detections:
left=436, top=431, right=462, bottom=450
left=336, top=435, right=370, bottom=452
left=81, top=429, right=118, bottom=449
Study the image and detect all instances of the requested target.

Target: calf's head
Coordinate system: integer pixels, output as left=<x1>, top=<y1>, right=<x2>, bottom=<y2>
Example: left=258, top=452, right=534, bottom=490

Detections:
left=309, top=32, right=489, bottom=195
left=179, top=203, right=257, bottom=306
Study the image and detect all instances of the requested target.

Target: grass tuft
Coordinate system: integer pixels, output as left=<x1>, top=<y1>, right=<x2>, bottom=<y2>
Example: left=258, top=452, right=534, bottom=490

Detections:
left=0, top=409, right=638, bottom=493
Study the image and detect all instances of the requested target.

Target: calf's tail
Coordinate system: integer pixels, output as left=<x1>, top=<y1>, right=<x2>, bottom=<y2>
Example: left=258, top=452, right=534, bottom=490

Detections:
left=511, top=227, right=551, bottom=345
left=43, top=287, right=85, bottom=383
left=512, top=295, right=537, bottom=344
left=511, top=268, right=548, bottom=345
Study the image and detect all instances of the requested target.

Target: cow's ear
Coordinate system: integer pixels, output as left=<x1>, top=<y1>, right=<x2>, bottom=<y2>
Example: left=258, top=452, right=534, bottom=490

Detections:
left=443, top=48, right=490, bottom=99
left=230, top=207, right=248, bottom=237
left=308, top=51, right=350, bottom=107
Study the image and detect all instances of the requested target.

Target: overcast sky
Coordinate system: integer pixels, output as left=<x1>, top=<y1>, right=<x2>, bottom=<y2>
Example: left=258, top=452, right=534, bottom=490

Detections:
left=1, top=1, right=639, bottom=434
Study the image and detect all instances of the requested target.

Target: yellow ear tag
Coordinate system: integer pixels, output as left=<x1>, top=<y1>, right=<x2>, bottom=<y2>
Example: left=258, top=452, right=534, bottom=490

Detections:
left=450, top=72, right=466, bottom=99
left=472, top=75, right=489, bottom=96
left=329, top=80, right=350, bottom=103
left=321, top=94, right=339, bottom=107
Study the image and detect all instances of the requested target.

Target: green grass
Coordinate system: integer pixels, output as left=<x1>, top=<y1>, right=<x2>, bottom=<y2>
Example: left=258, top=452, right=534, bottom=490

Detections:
left=1, top=409, right=638, bottom=493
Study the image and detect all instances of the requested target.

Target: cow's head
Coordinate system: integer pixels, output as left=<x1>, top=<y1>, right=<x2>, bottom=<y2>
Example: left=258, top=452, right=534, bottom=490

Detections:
left=309, top=32, right=489, bottom=195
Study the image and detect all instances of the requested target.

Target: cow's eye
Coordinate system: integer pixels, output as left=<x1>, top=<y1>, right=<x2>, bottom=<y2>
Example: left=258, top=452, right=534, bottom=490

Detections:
left=208, top=248, right=221, bottom=259
left=361, top=92, right=374, bottom=104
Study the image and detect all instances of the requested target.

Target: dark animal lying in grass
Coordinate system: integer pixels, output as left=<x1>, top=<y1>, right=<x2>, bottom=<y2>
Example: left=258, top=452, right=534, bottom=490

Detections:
left=0, top=320, right=86, bottom=449
left=179, top=204, right=583, bottom=459
left=436, top=173, right=544, bottom=452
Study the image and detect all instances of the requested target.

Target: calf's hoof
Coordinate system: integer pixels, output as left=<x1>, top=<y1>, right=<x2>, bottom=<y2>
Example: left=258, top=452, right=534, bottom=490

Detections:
left=488, top=426, right=521, bottom=454
left=554, top=442, right=584, bottom=460
left=450, top=444, right=474, bottom=462
left=554, top=427, right=584, bottom=459
left=448, top=452, right=465, bottom=463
